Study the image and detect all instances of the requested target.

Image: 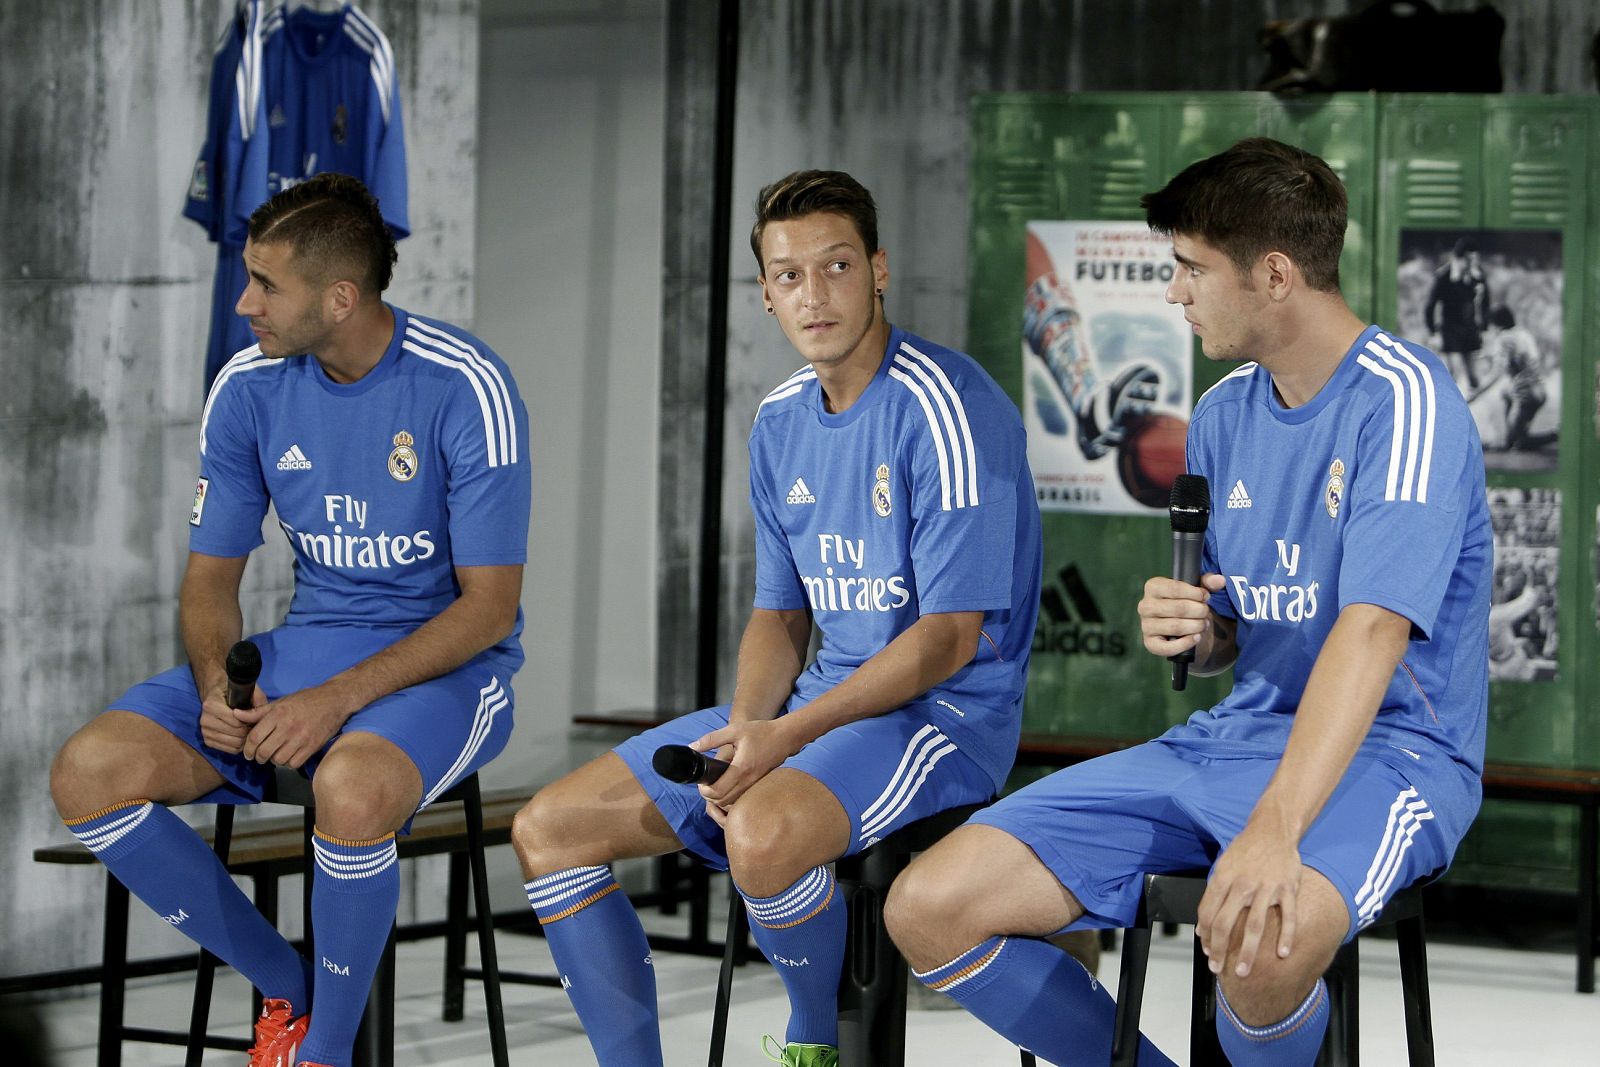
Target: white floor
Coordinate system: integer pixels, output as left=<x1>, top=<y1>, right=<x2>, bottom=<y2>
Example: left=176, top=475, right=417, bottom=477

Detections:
left=28, top=911, right=1598, bottom=1066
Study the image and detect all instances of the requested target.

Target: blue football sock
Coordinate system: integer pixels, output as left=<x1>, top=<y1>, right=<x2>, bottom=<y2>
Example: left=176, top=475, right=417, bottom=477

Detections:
left=527, top=866, right=662, bottom=1067
left=1216, top=976, right=1329, bottom=1067
left=915, top=935, right=1176, bottom=1066
left=67, top=801, right=308, bottom=1008
left=739, top=865, right=845, bottom=1047
left=296, top=830, right=401, bottom=1067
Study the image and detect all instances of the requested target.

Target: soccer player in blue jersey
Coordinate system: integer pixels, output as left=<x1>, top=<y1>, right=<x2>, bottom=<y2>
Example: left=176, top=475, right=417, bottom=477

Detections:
left=52, top=173, right=527, bottom=1067
left=512, top=170, right=1042, bottom=1067
left=885, top=138, right=1492, bottom=1066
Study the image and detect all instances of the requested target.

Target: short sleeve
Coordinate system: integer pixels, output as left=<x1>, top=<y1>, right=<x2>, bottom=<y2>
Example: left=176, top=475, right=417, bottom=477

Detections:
left=750, top=430, right=806, bottom=611
left=904, top=385, right=1019, bottom=615
left=440, top=359, right=530, bottom=567
left=1338, top=372, right=1476, bottom=639
left=367, top=73, right=409, bottom=238
left=189, top=373, right=269, bottom=557
left=1187, top=408, right=1235, bottom=620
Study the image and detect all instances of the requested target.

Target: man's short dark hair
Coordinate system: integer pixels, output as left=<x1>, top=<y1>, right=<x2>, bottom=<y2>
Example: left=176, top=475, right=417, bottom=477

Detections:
left=1489, top=305, right=1515, bottom=330
left=750, top=170, right=879, bottom=272
left=1141, top=137, right=1345, bottom=293
left=246, top=172, right=398, bottom=294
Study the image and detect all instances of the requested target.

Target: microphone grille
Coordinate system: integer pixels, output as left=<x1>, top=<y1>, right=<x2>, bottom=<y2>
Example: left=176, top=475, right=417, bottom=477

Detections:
left=225, top=640, right=262, bottom=684
left=651, top=744, right=700, bottom=784
left=1169, top=474, right=1210, bottom=533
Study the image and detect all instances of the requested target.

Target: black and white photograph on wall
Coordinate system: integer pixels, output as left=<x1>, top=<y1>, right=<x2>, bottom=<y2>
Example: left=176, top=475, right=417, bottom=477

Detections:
left=1487, top=487, right=1560, bottom=682
left=1397, top=229, right=1562, bottom=473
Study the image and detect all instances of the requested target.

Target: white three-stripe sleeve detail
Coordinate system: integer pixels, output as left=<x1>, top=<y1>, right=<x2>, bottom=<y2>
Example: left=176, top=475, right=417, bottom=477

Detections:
left=199, top=351, right=272, bottom=455
left=888, top=369, right=953, bottom=511
left=1366, top=341, right=1424, bottom=501
left=1377, top=334, right=1438, bottom=504
left=343, top=9, right=395, bottom=124
left=1355, top=354, right=1406, bottom=501
left=893, top=354, right=966, bottom=507
left=401, top=342, right=501, bottom=467
left=900, top=343, right=980, bottom=506
left=407, top=320, right=518, bottom=464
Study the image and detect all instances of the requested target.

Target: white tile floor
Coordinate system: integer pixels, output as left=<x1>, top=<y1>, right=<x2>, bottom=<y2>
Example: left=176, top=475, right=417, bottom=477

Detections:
left=29, top=912, right=1598, bottom=1066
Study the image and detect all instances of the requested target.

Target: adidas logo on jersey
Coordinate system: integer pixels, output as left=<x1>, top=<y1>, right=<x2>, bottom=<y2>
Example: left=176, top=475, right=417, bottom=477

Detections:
left=277, top=445, right=313, bottom=472
left=786, top=477, right=816, bottom=505
left=1226, top=479, right=1252, bottom=509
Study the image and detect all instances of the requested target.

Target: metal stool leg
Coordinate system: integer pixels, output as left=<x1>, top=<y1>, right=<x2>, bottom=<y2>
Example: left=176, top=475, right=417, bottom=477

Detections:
left=708, top=892, right=747, bottom=1067
left=185, top=804, right=236, bottom=1066
left=1397, top=914, right=1435, bottom=1067
left=443, top=849, right=468, bottom=1022
left=461, top=778, right=511, bottom=1067
left=1110, top=925, right=1151, bottom=1067
left=98, top=874, right=130, bottom=1067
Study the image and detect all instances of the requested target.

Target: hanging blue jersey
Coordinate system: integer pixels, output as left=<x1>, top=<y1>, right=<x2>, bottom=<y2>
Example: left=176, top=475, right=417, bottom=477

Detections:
left=749, top=326, right=1043, bottom=789
left=184, top=2, right=408, bottom=390
left=191, top=308, right=530, bottom=662
left=1170, top=326, right=1491, bottom=805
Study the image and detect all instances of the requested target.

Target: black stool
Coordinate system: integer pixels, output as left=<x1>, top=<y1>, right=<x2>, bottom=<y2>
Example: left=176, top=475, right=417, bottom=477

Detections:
left=1111, top=872, right=1433, bottom=1067
left=707, top=802, right=1036, bottom=1067
left=185, top=768, right=510, bottom=1067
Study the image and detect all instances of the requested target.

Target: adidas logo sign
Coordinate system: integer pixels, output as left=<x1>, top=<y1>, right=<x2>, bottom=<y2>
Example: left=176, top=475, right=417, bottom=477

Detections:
left=277, top=444, right=313, bottom=471
left=1226, top=479, right=1252, bottom=509
left=786, top=477, right=816, bottom=505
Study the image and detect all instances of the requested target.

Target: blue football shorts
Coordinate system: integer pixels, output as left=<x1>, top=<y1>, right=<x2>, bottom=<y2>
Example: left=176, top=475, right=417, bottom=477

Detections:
left=110, top=623, right=517, bottom=817
left=968, top=740, right=1459, bottom=940
left=614, top=704, right=996, bottom=871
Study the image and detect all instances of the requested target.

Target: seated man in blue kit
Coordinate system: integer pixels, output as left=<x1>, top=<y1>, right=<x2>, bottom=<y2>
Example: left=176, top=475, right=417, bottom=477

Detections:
left=50, top=174, right=530, bottom=1067
left=511, top=170, right=1043, bottom=1067
left=885, top=138, right=1492, bottom=1066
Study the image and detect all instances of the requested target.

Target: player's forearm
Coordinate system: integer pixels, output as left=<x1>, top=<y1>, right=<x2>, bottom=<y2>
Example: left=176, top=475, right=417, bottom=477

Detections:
left=318, top=566, right=522, bottom=717
left=179, top=553, right=247, bottom=697
left=727, top=608, right=812, bottom=724
left=1249, top=604, right=1411, bottom=839
left=779, top=610, right=982, bottom=748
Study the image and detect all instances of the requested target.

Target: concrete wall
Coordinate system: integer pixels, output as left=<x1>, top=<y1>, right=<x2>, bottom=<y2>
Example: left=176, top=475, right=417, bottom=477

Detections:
left=654, top=0, right=1600, bottom=709
left=476, top=0, right=663, bottom=765
left=0, top=0, right=479, bottom=978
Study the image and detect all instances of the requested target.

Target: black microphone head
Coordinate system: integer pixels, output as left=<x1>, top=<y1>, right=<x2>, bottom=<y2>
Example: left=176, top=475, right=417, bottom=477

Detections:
left=652, top=744, right=702, bottom=784
left=225, top=640, right=262, bottom=686
left=1169, top=474, right=1210, bottom=533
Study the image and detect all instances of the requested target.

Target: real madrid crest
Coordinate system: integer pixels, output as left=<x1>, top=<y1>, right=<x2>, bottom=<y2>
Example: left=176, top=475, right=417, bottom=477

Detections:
left=872, top=463, right=892, bottom=518
left=1325, top=457, right=1345, bottom=519
left=389, top=430, right=419, bottom=482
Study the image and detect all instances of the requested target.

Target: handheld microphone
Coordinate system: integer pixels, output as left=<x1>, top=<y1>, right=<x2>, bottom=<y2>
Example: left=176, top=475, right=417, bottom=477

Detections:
left=225, top=640, right=262, bottom=711
left=1168, top=474, right=1211, bottom=692
left=652, top=744, right=730, bottom=785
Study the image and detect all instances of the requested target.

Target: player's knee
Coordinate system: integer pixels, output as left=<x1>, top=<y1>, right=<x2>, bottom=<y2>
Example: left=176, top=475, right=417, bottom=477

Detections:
left=310, top=751, right=414, bottom=838
left=50, top=726, right=119, bottom=817
left=724, top=801, right=817, bottom=890
left=883, top=855, right=963, bottom=942
left=510, top=786, right=578, bottom=874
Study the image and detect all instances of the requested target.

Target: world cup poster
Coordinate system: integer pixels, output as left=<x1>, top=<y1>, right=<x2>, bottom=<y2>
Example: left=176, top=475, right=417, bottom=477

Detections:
left=1021, top=221, right=1194, bottom=515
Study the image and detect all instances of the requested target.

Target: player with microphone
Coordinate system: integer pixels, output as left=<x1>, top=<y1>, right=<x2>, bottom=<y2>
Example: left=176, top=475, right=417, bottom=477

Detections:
left=511, top=170, right=1042, bottom=1067
left=50, top=175, right=531, bottom=1067
left=886, top=139, right=1491, bottom=1067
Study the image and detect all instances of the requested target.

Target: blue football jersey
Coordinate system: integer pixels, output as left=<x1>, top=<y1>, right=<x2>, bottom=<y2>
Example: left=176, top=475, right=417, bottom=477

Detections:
left=191, top=308, right=530, bottom=662
left=1169, top=326, right=1491, bottom=798
left=185, top=2, right=408, bottom=389
left=749, top=326, right=1043, bottom=789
